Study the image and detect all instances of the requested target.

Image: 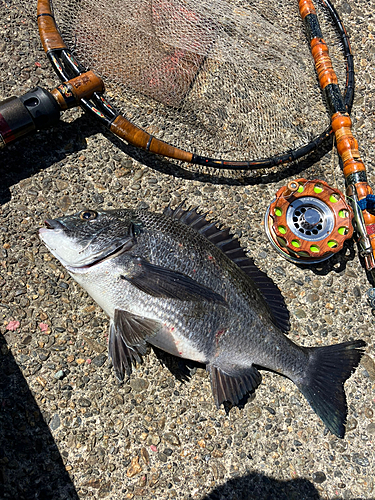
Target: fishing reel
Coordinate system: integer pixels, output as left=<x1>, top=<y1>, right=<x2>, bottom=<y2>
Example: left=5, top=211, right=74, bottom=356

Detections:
left=265, top=178, right=354, bottom=264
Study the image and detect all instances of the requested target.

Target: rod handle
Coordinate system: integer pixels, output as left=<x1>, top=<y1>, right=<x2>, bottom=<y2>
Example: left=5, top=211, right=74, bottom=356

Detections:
left=0, top=87, right=60, bottom=148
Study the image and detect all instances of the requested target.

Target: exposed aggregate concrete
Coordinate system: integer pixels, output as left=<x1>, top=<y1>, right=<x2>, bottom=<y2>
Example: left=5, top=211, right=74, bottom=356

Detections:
left=0, top=1, right=374, bottom=499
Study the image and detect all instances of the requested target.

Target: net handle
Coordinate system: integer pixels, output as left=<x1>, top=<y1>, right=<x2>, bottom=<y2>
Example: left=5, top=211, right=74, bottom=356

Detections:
left=299, top=0, right=375, bottom=271
left=37, top=0, right=193, bottom=163
left=36, top=0, right=355, bottom=169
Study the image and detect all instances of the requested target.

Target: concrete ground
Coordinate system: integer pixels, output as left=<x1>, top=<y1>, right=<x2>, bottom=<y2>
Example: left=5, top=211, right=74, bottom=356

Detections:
left=0, top=0, right=374, bottom=499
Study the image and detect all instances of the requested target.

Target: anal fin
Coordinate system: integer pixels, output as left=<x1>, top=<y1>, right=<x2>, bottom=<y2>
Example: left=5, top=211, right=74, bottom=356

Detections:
left=209, top=364, right=262, bottom=407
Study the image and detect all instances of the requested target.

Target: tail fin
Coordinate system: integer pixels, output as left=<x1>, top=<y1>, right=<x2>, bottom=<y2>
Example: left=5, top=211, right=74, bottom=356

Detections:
left=297, top=340, right=366, bottom=438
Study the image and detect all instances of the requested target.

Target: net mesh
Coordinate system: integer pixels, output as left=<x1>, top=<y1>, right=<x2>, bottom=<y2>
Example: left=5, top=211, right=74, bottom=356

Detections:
left=50, top=0, right=347, bottom=162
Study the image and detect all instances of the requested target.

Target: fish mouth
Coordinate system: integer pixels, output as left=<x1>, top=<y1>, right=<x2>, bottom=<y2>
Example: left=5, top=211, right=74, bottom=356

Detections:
left=45, top=219, right=65, bottom=230
left=38, top=219, right=65, bottom=237
left=39, top=218, right=133, bottom=273
left=65, top=242, right=130, bottom=274
left=39, top=218, right=66, bottom=240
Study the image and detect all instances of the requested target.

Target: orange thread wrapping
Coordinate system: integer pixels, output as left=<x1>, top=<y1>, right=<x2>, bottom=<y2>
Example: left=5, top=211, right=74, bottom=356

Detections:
left=332, top=113, right=375, bottom=229
left=111, top=116, right=193, bottom=162
left=341, top=150, right=361, bottom=167
left=50, top=72, right=104, bottom=110
left=356, top=183, right=374, bottom=205
left=298, top=0, right=316, bottom=19
left=355, top=182, right=375, bottom=227
left=37, top=0, right=66, bottom=51
left=334, top=126, right=353, bottom=142
left=331, top=113, right=365, bottom=177
left=147, top=138, right=193, bottom=161
left=331, top=113, right=352, bottom=131
left=311, top=39, right=338, bottom=88
left=297, top=0, right=375, bottom=259
left=111, top=116, right=151, bottom=149
left=68, top=72, right=104, bottom=99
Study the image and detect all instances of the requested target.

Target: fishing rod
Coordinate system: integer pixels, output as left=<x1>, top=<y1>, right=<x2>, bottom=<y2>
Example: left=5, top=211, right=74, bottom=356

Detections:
left=266, top=0, right=375, bottom=311
left=1, top=0, right=374, bottom=305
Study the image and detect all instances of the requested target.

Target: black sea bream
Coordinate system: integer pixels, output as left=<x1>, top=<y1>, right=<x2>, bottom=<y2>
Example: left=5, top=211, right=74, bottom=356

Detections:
left=39, top=206, right=366, bottom=438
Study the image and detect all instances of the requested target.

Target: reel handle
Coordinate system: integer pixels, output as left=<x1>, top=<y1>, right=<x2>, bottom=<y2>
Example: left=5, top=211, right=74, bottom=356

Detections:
left=283, top=181, right=300, bottom=197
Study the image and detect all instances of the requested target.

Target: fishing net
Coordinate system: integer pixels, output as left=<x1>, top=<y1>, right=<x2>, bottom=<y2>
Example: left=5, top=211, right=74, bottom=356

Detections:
left=17, top=0, right=351, bottom=165
left=50, top=0, right=350, bottom=163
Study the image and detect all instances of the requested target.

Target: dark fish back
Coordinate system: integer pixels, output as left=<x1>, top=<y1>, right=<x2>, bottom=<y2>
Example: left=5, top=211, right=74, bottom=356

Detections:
left=133, top=205, right=290, bottom=333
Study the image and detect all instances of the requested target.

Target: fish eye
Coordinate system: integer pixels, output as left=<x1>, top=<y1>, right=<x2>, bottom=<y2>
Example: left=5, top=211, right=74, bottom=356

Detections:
left=80, top=210, right=98, bottom=221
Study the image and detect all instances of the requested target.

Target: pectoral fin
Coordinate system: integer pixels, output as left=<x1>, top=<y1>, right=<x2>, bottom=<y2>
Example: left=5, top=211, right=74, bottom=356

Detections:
left=108, top=309, right=161, bottom=381
left=121, top=258, right=226, bottom=304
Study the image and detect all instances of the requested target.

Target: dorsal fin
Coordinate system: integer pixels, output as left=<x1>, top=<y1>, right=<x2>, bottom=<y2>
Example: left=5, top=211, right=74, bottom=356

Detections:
left=164, top=204, right=290, bottom=332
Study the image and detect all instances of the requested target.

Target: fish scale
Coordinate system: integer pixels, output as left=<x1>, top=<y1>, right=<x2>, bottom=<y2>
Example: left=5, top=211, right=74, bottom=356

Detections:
left=135, top=210, right=275, bottom=324
left=39, top=205, right=366, bottom=438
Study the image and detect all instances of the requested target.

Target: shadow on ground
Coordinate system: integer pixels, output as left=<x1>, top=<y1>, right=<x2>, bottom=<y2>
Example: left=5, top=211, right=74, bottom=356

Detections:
left=0, top=333, right=79, bottom=500
left=0, top=115, right=92, bottom=205
left=0, top=109, right=335, bottom=206
left=201, top=472, right=373, bottom=500
left=103, top=126, right=334, bottom=187
left=293, top=239, right=356, bottom=278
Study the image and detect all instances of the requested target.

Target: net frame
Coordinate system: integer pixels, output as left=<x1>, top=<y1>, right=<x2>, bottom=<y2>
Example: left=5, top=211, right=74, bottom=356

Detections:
left=36, top=0, right=354, bottom=170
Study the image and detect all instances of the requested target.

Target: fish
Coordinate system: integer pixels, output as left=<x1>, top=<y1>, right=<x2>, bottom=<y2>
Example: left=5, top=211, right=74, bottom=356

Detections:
left=38, top=205, right=366, bottom=438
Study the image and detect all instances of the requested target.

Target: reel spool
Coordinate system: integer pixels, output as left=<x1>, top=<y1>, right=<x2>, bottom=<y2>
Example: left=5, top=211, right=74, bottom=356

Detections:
left=265, top=178, right=354, bottom=264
